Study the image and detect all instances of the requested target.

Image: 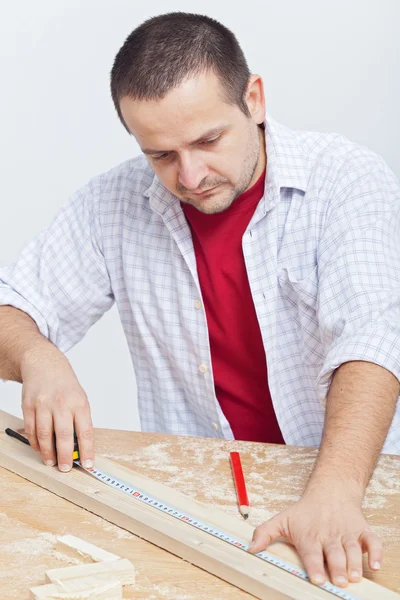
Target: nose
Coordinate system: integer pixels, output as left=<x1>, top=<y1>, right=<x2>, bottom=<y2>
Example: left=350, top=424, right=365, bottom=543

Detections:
left=177, top=153, right=209, bottom=191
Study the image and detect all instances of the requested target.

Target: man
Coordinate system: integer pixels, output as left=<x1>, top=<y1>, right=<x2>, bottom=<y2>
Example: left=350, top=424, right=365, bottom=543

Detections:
left=1, top=11, right=399, bottom=590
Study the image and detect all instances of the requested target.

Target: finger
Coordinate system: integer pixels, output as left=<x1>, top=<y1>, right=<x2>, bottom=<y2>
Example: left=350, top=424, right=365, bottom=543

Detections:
left=74, top=407, right=95, bottom=469
left=21, top=403, right=39, bottom=451
left=53, top=412, right=74, bottom=472
left=360, top=531, right=383, bottom=571
left=248, top=515, right=283, bottom=554
left=343, top=538, right=363, bottom=583
left=324, top=541, right=348, bottom=587
left=297, top=541, right=326, bottom=587
left=35, top=408, right=56, bottom=466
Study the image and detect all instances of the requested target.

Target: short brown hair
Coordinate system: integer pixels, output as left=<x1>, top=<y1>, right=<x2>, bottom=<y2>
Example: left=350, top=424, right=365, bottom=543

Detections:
left=110, top=12, right=252, bottom=132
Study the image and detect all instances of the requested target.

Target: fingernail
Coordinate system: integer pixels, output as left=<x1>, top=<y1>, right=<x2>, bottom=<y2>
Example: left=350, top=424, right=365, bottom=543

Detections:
left=312, top=574, right=325, bottom=585
left=334, top=576, right=348, bottom=587
left=45, top=460, right=55, bottom=467
left=83, top=459, right=94, bottom=469
left=59, top=464, right=71, bottom=472
left=351, top=570, right=360, bottom=580
left=372, top=561, right=381, bottom=570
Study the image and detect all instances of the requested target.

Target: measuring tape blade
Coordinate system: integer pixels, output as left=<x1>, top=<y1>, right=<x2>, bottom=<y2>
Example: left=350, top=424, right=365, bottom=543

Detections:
left=77, top=461, right=364, bottom=600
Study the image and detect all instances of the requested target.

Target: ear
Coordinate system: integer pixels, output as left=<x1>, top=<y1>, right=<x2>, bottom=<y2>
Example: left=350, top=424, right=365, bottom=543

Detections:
left=244, top=74, right=266, bottom=125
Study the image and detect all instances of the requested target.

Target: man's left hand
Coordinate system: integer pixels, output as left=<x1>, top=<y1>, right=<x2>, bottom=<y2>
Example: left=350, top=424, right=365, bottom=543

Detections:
left=248, top=489, right=382, bottom=587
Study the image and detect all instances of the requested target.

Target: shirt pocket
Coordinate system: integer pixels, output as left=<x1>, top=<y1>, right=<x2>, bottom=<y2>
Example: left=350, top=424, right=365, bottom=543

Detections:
left=277, top=265, right=323, bottom=366
left=278, top=264, right=319, bottom=312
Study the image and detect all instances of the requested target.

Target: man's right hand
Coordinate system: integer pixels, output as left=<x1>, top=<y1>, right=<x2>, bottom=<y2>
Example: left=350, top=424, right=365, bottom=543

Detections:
left=20, top=348, right=94, bottom=472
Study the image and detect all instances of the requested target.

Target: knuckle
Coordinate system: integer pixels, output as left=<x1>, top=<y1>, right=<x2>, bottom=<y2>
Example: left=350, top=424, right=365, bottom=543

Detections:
left=363, top=531, right=381, bottom=548
left=364, top=527, right=378, bottom=538
left=257, top=522, right=275, bottom=538
left=343, top=538, right=361, bottom=551
left=75, top=399, right=89, bottom=413
left=78, top=428, right=94, bottom=442
left=22, top=398, right=35, bottom=411
left=54, top=393, right=68, bottom=409
left=72, top=386, right=88, bottom=402
left=36, top=427, right=53, bottom=440
left=36, top=394, right=51, bottom=408
left=77, top=390, right=89, bottom=405
left=299, top=549, right=323, bottom=565
left=369, top=531, right=381, bottom=543
left=56, top=427, right=73, bottom=440
left=323, top=539, right=342, bottom=554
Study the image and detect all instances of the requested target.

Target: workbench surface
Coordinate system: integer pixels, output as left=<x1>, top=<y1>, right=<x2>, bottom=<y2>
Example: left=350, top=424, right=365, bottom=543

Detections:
left=1, top=422, right=399, bottom=599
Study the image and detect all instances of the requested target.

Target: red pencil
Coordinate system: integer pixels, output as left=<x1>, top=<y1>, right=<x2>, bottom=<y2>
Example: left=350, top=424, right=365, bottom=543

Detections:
left=229, top=451, right=250, bottom=519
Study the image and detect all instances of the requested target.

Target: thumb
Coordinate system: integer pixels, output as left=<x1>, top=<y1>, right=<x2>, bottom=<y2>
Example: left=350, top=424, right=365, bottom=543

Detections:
left=248, top=514, right=283, bottom=554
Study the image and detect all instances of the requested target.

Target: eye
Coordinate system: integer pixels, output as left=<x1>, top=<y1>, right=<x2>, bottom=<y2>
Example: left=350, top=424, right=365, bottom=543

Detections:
left=152, top=153, right=169, bottom=162
left=200, top=136, right=220, bottom=146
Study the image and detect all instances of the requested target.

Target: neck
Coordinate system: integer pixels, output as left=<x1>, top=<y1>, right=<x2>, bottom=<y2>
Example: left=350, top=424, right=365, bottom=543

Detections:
left=249, top=125, right=267, bottom=189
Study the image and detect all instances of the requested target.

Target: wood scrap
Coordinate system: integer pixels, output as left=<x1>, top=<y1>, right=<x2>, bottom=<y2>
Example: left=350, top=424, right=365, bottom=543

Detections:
left=45, top=558, right=135, bottom=586
left=29, top=573, right=121, bottom=599
left=56, top=534, right=120, bottom=563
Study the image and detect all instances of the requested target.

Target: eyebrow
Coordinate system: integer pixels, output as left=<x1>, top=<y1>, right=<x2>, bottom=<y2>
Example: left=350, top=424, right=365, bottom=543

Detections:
left=141, top=126, right=228, bottom=155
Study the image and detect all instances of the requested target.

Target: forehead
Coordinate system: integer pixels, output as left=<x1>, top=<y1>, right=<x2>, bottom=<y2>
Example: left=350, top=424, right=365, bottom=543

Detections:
left=120, top=71, right=240, bottom=149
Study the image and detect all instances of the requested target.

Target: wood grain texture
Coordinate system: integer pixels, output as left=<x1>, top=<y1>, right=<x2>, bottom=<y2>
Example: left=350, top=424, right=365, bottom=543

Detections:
left=45, top=558, right=135, bottom=585
left=1, top=411, right=399, bottom=600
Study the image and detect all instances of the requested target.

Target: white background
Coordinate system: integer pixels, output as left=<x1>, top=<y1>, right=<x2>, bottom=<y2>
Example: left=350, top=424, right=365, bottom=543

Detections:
left=1, top=1, right=399, bottom=430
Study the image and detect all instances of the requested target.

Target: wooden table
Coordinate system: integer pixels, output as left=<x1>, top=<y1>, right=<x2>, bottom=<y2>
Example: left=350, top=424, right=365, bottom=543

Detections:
left=1, top=426, right=399, bottom=599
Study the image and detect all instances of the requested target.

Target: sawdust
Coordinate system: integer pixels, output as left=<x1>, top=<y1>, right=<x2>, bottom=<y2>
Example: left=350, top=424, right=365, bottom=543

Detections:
left=132, top=565, right=214, bottom=600
left=102, top=443, right=180, bottom=474
left=114, top=435, right=400, bottom=519
left=146, top=583, right=200, bottom=599
left=1, top=529, right=82, bottom=564
left=2, top=531, right=56, bottom=556
left=362, top=456, right=400, bottom=510
left=112, top=436, right=311, bottom=527
left=370, top=525, right=400, bottom=546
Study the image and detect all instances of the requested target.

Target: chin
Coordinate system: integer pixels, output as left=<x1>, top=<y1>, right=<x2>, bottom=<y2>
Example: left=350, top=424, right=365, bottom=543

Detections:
left=192, top=196, right=235, bottom=215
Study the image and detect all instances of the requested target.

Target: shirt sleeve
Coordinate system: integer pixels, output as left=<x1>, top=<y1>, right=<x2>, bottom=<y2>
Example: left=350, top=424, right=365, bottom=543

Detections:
left=0, top=181, right=115, bottom=353
left=316, top=150, right=400, bottom=405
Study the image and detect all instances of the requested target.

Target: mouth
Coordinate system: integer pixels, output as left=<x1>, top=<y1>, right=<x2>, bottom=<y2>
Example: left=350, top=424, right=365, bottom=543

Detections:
left=191, top=184, right=221, bottom=197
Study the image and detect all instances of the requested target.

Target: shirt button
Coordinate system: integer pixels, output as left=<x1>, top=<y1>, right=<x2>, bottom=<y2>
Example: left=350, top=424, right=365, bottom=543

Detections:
left=212, top=422, right=220, bottom=431
left=198, top=363, right=208, bottom=374
left=194, top=300, right=202, bottom=309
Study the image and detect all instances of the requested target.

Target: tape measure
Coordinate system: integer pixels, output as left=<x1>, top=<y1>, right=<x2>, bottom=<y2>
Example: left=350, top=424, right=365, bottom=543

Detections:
left=79, top=461, right=365, bottom=600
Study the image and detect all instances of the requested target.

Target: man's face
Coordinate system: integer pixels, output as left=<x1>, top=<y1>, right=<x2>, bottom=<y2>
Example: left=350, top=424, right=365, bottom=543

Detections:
left=120, top=71, right=266, bottom=214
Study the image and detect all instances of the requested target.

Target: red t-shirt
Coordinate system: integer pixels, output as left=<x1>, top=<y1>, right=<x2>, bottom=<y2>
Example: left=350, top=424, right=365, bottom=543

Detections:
left=181, top=170, right=285, bottom=443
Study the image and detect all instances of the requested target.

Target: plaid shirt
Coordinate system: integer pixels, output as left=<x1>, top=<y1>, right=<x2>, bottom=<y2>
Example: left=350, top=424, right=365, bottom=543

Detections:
left=1, top=114, right=400, bottom=453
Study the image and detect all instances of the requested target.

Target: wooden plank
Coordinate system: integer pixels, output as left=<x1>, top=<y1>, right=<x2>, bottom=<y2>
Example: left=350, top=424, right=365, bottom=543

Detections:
left=56, top=534, right=120, bottom=563
left=29, top=573, right=122, bottom=599
left=1, top=412, right=399, bottom=600
left=45, top=558, right=135, bottom=585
